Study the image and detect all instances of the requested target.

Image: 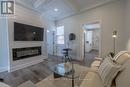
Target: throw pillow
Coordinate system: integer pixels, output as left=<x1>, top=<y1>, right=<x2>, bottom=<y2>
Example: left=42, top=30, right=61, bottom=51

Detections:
left=98, top=57, right=122, bottom=87
left=113, top=51, right=130, bottom=64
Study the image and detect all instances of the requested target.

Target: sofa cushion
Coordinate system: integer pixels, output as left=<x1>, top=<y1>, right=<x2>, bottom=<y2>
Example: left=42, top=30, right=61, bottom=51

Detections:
left=115, top=56, right=130, bottom=87
left=0, top=82, right=10, bottom=87
left=98, top=58, right=122, bottom=87
left=80, top=71, right=104, bottom=87
left=91, top=60, right=101, bottom=67
left=114, top=51, right=127, bottom=60
left=113, top=51, right=130, bottom=64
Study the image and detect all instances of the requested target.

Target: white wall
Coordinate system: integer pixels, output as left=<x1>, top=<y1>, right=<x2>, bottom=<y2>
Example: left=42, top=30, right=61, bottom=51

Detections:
left=41, top=16, right=56, bottom=55
left=8, top=4, right=47, bottom=72
left=0, top=18, right=10, bottom=72
left=125, top=0, right=130, bottom=51
left=57, top=0, right=126, bottom=59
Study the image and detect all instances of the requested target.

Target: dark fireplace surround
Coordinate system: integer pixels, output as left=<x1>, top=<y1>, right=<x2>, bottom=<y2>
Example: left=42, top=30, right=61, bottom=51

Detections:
left=13, top=46, right=42, bottom=61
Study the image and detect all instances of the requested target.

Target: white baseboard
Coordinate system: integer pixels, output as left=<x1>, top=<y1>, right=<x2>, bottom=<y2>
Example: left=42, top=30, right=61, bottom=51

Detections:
left=10, top=56, right=48, bottom=72
left=0, top=67, right=8, bottom=73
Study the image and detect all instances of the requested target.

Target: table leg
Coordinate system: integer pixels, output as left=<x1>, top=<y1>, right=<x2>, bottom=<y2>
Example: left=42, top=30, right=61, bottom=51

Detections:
left=53, top=72, right=62, bottom=79
left=0, top=78, right=4, bottom=82
left=72, top=75, right=74, bottom=87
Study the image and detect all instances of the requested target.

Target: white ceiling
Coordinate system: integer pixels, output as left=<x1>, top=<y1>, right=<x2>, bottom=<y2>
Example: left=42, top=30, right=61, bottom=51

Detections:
left=16, top=0, right=116, bottom=21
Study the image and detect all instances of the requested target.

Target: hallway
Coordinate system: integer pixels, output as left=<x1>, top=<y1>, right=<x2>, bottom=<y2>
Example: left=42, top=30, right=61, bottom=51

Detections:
left=84, top=50, right=99, bottom=67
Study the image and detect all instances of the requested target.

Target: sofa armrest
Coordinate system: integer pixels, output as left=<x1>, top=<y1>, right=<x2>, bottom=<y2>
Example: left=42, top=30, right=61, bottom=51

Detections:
left=91, top=61, right=101, bottom=67
left=0, top=82, right=10, bottom=87
left=80, top=72, right=104, bottom=87
left=91, top=57, right=103, bottom=68
left=95, top=57, right=103, bottom=61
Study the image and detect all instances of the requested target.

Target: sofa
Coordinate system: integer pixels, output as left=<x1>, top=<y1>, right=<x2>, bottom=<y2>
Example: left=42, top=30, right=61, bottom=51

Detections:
left=0, top=82, right=10, bottom=87
left=80, top=51, right=130, bottom=87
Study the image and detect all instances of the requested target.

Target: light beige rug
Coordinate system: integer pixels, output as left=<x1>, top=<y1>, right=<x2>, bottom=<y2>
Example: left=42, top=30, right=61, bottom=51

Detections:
left=36, top=64, right=89, bottom=87
left=18, top=64, right=89, bottom=87
left=18, top=81, right=36, bottom=87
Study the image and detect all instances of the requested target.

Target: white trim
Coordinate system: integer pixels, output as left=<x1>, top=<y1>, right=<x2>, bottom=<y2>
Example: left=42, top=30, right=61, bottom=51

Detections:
left=57, top=0, right=116, bottom=21
left=7, top=18, right=11, bottom=74
left=81, top=0, right=116, bottom=12
left=0, top=67, right=8, bottom=73
left=9, top=56, right=48, bottom=72
left=80, top=20, right=102, bottom=60
left=15, top=1, right=41, bottom=15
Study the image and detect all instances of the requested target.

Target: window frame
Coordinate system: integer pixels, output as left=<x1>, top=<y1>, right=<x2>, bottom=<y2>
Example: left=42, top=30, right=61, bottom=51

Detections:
left=56, top=26, right=65, bottom=45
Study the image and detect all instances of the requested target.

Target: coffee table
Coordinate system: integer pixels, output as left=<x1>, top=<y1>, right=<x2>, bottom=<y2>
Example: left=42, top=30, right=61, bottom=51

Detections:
left=50, top=62, right=80, bottom=87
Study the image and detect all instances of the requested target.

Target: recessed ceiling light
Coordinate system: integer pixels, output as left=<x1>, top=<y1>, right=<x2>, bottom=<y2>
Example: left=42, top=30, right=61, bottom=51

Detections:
left=54, top=8, right=58, bottom=12
left=47, top=30, right=50, bottom=33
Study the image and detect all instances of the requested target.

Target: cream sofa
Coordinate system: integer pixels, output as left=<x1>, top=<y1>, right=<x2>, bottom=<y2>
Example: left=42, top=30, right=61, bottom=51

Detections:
left=80, top=52, right=130, bottom=87
left=0, top=82, right=11, bottom=87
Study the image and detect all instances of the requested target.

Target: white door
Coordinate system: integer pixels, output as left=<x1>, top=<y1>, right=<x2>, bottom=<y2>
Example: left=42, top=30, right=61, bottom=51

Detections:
left=56, top=26, right=65, bottom=56
left=85, top=31, right=93, bottom=52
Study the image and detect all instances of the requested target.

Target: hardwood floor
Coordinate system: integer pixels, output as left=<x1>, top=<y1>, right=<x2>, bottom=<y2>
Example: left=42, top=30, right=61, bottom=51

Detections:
left=0, top=56, right=61, bottom=87
left=0, top=54, right=98, bottom=87
left=84, top=50, right=99, bottom=66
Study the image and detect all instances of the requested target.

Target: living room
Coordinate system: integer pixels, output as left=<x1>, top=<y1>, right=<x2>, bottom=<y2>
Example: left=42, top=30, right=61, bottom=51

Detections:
left=0, top=0, right=130, bottom=87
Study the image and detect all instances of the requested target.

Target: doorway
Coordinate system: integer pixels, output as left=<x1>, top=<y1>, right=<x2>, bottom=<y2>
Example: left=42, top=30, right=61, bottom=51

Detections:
left=82, top=22, right=101, bottom=64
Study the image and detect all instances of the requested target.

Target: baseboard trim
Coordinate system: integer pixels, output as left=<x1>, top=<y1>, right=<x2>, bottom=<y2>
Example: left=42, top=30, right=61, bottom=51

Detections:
left=10, top=56, right=48, bottom=72
left=0, top=67, right=8, bottom=73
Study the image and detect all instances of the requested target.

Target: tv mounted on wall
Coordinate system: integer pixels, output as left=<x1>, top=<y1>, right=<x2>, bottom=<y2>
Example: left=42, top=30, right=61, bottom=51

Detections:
left=14, top=22, right=44, bottom=41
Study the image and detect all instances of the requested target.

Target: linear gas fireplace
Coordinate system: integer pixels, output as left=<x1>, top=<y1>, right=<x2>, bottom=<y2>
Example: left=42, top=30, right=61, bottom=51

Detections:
left=13, top=46, right=42, bottom=61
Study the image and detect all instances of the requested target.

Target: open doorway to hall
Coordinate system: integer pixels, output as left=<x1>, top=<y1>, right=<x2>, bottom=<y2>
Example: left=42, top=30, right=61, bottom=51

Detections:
left=82, top=22, right=101, bottom=66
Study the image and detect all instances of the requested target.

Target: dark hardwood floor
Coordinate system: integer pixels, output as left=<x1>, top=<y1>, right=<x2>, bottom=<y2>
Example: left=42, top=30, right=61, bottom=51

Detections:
left=0, top=54, right=98, bottom=87
left=84, top=50, right=99, bottom=66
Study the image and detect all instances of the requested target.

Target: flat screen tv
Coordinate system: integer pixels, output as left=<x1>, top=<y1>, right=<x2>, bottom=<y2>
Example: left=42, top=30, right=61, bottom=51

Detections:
left=14, top=22, right=44, bottom=41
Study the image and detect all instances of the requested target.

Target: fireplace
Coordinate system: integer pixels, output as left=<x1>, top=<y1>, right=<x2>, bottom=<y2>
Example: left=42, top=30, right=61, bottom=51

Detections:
left=13, top=46, right=42, bottom=61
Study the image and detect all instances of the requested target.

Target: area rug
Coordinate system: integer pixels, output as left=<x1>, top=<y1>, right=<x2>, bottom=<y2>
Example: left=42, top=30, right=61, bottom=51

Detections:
left=36, top=64, right=89, bottom=87
left=18, top=81, right=36, bottom=87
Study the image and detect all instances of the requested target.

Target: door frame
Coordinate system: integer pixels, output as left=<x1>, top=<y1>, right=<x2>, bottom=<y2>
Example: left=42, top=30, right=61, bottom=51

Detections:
left=80, top=20, right=102, bottom=60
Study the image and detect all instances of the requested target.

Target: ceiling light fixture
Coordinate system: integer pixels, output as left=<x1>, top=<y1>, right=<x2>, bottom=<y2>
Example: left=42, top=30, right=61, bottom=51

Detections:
left=47, top=30, right=50, bottom=33
left=54, top=8, right=58, bottom=12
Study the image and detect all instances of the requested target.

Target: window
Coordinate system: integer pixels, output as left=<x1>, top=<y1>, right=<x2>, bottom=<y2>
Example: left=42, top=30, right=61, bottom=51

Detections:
left=56, top=26, right=64, bottom=44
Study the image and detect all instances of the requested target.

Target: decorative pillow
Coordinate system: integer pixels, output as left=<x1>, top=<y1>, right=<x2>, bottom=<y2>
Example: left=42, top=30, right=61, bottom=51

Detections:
left=98, top=57, right=122, bottom=87
left=113, top=51, right=130, bottom=64
left=113, top=51, right=127, bottom=60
